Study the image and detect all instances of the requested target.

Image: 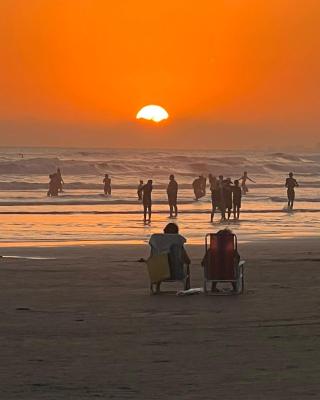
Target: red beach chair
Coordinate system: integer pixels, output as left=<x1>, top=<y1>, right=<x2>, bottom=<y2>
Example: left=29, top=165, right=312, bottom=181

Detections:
left=202, top=231, right=245, bottom=294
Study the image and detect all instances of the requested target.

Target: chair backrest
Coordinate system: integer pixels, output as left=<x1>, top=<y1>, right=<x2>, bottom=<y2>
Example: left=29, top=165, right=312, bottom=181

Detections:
left=205, top=232, right=237, bottom=280
left=149, top=234, right=186, bottom=280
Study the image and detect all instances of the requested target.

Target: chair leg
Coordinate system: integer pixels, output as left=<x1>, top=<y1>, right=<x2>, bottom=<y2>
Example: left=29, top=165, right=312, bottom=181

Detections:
left=150, top=282, right=161, bottom=295
left=241, top=267, right=245, bottom=293
left=203, top=281, right=208, bottom=294
left=184, top=264, right=191, bottom=290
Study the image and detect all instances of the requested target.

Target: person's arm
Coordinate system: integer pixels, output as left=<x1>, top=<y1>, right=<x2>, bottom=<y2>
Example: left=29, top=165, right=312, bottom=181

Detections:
left=247, top=176, right=255, bottom=183
left=295, top=180, right=299, bottom=187
left=285, top=179, right=288, bottom=187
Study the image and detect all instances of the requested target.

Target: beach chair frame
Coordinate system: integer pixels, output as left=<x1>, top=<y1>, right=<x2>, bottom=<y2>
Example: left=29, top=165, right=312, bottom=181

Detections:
left=203, top=233, right=245, bottom=295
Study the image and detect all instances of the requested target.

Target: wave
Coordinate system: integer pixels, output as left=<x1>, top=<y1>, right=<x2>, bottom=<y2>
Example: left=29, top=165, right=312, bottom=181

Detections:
left=0, top=152, right=319, bottom=183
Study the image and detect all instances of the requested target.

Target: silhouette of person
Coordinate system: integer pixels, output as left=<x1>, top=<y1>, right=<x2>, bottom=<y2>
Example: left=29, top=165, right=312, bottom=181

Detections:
left=285, top=172, right=298, bottom=210
left=192, top=176, right=203, bottom=200
left=163, top=223, right=190, bottom=265
left=232, top=180, right=242, bottom=219
left=217, top=175, right=226, bottom=221
left=210, top=182, right=219, bottom=222
left=167, top=174, right=178, bottom=218
left=142, top=179, right=153, bottom=223
left=137, top=180, right=144, bottom=201
left=47, top=174, right=59, bottom=196
left=200, top=175, right=207, bottom=195
left=211, top=175, right=226, bottom=222
left=56, top=168, right=64, bottom=193
left=208, top=174, right=217, bottom=192
left=239, top=171, right=255, bottom=195
left=224, top=178, right=233, bottom=220
left=103, top=174, right=111, bottom=196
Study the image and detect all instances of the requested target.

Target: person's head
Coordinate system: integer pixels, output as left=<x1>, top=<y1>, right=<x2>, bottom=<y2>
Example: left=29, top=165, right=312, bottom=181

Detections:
left=217, top=228, right=233, bottom=236
left=57, top=168, right=61, bottom=173
left=147, top=179, right=153, bottom=185
left=169, top=174, right=174, bottom=181
left=164, top=223, right=179, bottom=234
left=139, top=180, right=143, bottom=184
left=244, top=171, right=248, bottom=176
left=219, top=175, right=223, bottom=181
left=225, top=178, right=232, bottom=185
left=234, top=179, right=239, bottom=186
left=105, top=174, right=108, bottom=178
left=289, top=172, right=293, bottom=177
left=208, top=173, right=212, bottom=178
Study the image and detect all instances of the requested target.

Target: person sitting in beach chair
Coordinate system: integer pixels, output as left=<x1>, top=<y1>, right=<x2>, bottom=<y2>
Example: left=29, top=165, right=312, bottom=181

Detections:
left=147, top=223, right=191, bottom=294
left=201, top=229, right=245, bottom=294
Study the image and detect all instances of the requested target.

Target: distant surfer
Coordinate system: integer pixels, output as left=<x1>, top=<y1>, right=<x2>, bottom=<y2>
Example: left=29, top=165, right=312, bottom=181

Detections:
left=239, top=171, right=255, bottom=195
left=137, top=180, right=144, bottom=201
left=285, top=172, right=298, bottom=210
left=167, top=174, right=178, bottom=218
left=142, top=180, right=153, bottom=224
left=103, top=174, right=111, bottom=196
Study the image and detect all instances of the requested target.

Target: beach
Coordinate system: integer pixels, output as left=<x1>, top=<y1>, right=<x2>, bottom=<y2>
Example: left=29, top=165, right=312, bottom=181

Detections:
left=1, top=238, right=319, bottom=399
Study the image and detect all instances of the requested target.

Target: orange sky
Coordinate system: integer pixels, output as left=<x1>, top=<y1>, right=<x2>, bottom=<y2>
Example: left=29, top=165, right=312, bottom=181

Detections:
left=0, top=0, right=319, bottom=149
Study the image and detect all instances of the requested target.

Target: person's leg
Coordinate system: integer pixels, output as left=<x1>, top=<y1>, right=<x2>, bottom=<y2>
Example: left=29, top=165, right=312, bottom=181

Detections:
left=227, top=207, right=231, bottom=219
left=148, top=204, right=152, bottom=221
left=291, top=192, right=295, bottom=209
left=143, top=205, right=147, bottom=222
left=174, top=205, right=178, bottom=217
left=220, top=205, right=226, bottom=220
left=211, top=203, right=215, bottom=222
left=237, top=205, right=240, bottom=219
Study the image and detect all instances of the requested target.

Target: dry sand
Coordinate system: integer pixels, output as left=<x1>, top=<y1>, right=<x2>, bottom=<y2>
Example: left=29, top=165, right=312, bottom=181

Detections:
left=0, top=238, right=319, bottom=399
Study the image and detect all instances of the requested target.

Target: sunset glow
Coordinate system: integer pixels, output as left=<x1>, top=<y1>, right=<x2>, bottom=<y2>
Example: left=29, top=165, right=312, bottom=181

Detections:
left=0, top=1, right=319, bottom=148
left=136, top=105, right=169, bottom=123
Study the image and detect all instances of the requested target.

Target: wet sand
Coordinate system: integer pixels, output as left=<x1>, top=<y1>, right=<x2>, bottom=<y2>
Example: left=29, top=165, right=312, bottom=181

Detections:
left=0, top=239, right=319, bottom=399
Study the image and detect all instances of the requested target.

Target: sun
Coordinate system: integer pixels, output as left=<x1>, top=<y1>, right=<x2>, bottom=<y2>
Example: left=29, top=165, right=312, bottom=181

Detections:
left=136, top=105, right=169, bottom=123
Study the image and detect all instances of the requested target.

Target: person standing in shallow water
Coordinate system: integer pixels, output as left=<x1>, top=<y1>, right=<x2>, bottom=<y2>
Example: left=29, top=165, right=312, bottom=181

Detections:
left=239, top=171, right=255, bottom=195
left=285, top=172, right=299, bottom=210
left=167, top=174, right=178, bottom=218
left=232, top=180, right=242, bottom=219
left=103, top=174, right=111, bottom=196
left=56, top=168, right=64, bottom=192
left=137, top=180, right=143, bottom=201
left=224, top=178, right=233, bottom=220
left=142, top=179, right=153, bottom=224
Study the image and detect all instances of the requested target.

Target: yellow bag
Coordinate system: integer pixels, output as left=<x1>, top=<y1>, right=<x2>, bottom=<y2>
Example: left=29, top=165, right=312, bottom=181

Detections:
left=146, top=254, right=170, bottom=283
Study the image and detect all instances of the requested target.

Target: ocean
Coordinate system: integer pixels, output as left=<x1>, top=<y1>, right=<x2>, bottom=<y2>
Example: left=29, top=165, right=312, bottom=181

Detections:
left=0, top=147, right=319, bottom=245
